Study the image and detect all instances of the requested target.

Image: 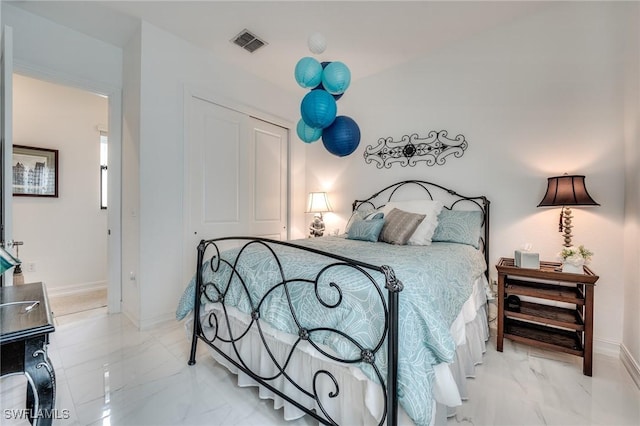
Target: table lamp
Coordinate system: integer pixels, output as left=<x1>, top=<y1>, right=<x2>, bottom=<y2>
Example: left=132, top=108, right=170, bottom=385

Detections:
left=306, top=192, right=332, bottom=237
left=537, top=174, right=599, bottom=247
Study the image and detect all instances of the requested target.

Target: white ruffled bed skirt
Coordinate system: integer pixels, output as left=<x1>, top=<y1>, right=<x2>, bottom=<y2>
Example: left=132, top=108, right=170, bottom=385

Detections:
left=187, top=277, right=489, bottom=426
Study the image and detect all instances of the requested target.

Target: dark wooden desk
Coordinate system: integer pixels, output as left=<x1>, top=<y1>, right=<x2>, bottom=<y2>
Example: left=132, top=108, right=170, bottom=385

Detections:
left=1, top=282, right=56, bottom=425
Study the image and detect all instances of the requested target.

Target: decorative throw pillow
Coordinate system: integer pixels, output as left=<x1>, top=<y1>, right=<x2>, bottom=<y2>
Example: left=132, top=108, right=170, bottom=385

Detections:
left=345, top=210, right=383, bottom=233
left=379, top=208, right=426, bottom=245
left=379, top=200, right=443, bottom=245
left=346, top=218, right=385, bottom=242
left=432, top=210, right=483, bottom=248
left=364, top=211, right=384, bottom=220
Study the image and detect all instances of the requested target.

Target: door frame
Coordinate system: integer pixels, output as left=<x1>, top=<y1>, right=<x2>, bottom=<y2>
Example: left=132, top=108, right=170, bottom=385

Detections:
left=1, top=26, right=14, bottom=287
left=182, top=85, right=293, bottom=284
left=13, top=60, right=123, bottom=313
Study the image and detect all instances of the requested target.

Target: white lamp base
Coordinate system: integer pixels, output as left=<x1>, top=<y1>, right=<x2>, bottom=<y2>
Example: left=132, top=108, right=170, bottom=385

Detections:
left=309, top=213, right=325, bottom=237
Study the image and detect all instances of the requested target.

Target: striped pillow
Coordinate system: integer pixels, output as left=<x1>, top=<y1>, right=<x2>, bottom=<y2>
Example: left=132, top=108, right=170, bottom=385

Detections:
left=380, top=208, right=426, bottom=245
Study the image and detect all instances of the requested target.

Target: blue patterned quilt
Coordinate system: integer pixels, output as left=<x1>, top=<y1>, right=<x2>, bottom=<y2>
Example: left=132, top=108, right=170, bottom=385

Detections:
left=176, top=236, right=486, bottom=426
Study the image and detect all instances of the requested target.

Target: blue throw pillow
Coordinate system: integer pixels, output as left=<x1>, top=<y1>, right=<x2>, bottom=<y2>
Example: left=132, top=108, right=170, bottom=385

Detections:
left=346, top=218, right=385, bottom=242
left=345, top=210, right=383, bottom=233
left=432, top=210, right=483, bottom=248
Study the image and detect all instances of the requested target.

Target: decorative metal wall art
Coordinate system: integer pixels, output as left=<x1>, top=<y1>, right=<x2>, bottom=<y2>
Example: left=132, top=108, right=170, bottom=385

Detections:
left=364, top=130, right=468, bottom=169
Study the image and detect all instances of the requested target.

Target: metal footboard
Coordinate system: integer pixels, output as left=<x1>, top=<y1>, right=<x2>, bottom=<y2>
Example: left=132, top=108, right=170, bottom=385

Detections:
left=187, top=237, right=403, bottom=426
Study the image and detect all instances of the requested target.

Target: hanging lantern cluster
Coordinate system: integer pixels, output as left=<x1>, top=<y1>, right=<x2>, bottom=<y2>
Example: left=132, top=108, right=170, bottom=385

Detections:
left=294, top=34, right=360, bottom=157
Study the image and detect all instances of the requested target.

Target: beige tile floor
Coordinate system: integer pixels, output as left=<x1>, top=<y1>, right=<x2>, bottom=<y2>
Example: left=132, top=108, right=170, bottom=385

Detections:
left=1, top=308, right=638, bottom=426
left=48, top=288, right=108, bottom=318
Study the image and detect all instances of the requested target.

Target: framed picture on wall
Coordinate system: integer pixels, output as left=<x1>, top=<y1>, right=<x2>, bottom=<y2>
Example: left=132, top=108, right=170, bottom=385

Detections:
left=12, top=145, right=59, bottom=197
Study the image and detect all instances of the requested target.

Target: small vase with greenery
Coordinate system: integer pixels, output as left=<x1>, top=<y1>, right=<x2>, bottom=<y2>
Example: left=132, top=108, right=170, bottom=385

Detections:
left=558, top=245, right=593, bottom=273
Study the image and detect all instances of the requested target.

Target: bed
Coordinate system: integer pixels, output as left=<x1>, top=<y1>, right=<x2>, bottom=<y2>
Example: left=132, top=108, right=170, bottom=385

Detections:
left=177, top=180, right=491, bottom=426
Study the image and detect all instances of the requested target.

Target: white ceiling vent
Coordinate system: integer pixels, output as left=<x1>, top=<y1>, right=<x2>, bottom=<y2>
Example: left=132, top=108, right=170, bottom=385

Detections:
left=231, top=29, right=267, bottom=53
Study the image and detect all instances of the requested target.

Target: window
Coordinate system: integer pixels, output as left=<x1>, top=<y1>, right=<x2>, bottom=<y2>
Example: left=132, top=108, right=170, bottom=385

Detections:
left=100, top=131, right=108, bottom=209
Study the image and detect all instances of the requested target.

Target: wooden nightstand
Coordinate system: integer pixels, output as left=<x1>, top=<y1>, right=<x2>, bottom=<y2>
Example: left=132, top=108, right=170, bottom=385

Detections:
left=496, top=258, right=598, bottom=376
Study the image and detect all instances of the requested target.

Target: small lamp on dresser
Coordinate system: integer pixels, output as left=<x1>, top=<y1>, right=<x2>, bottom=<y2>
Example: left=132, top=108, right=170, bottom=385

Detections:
left=537, top=174, right=599, bottom=247
left=306, top=192, right=332, bottom=237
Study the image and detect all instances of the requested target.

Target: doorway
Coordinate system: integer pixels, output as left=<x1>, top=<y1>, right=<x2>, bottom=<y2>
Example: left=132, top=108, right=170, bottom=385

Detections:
left=12, top=74, right=108, bottom=318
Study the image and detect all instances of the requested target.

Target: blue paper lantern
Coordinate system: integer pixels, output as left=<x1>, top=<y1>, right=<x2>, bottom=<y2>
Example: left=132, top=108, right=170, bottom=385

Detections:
left=296, top=118, right=322, bottom=143
left=294, top=57, right=323, bottom=89
left=322, top=61, right=351, bottom=95
left=313, top=62, right=343, bottom=100
left=300, top=90, right=337, bottom=129
left=322, top=116, right=360, bottom=157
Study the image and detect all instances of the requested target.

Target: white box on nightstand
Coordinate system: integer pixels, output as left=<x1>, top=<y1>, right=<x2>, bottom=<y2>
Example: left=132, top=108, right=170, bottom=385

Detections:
left=514, top=250, right=540, bottom=269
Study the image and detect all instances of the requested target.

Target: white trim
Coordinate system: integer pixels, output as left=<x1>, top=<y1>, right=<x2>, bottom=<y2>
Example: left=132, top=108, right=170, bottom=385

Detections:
left=12, top=60, right=123, bottom=314
left=139, top=312, right=176, bottom=330
left=620, top=343, right=640, bottom=389
left=47, top=280, right=107, bottom=297
left=14, top=59, right=119, bottom=96
left=122, top=308, right=140, bottom=330
left=106, top=89, right=122, bottom=314
left=185, top=84, right=293, bottom=130
left=2, top=26, right=14, bottom=287
left=593, top=338, right=621, bottom=358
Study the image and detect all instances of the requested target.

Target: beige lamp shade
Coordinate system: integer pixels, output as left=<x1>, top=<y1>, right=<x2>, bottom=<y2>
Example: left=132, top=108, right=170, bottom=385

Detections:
left=306, top=192, right=332, bottom=214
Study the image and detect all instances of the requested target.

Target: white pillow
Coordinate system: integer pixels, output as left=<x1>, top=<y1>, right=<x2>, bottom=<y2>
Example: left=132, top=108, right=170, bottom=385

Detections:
left=379, top=200, right=443, bottom=245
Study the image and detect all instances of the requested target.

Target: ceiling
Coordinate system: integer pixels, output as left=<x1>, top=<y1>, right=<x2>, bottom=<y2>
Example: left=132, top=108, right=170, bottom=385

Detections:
left=6, top=1, right=553, bottom=91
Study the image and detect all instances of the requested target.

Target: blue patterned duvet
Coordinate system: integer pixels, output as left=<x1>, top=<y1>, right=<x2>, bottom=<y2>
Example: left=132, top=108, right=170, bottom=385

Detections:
left=176, top=236, right=486, bottom=426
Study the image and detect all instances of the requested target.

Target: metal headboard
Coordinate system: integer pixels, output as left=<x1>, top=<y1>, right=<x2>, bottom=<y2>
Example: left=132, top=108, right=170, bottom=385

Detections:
left=352, top=180, right=491, bottom=275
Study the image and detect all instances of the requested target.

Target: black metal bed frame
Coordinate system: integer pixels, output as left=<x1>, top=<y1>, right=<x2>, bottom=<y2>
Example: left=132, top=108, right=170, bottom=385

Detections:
left=352, top=180, right=490, bottom=275
left=187, top=180, right=490, bottom=426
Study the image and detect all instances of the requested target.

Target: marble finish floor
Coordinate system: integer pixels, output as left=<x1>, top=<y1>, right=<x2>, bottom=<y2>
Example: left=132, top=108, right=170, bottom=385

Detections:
left=1, top=309, right=638, bottom=425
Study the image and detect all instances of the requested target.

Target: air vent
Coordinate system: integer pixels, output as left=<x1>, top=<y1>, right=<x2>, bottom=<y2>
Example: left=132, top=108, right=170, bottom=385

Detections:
left=231, top=29, right=267, bottom=53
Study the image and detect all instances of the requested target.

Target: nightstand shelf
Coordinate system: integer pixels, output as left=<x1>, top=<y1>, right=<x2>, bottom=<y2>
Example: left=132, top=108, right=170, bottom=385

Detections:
left=496, top=257, right=598, bottom=376
left=505, top=301, right=584, bottom=331
left=504, top=319, right=583, bottom=356
left=505, top=279, right=585, bottom=305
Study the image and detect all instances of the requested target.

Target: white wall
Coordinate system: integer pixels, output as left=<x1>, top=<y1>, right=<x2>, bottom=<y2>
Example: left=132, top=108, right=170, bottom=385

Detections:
left=126, top=22, right=302, bottom=328
left=305, top=2, right=631, bottom=352
left=2, top=3, right=123, bottom=309
left=4, top=3, right=637, bottom=372
left=3, top=3, right=304, bottom=327
left=12, top=74, right=108, bottom=292
left=622, top=3, right=640, bottom=383
left=121, top=28, right=142, bottom=324
left=1, top=4, right=121, bottom=92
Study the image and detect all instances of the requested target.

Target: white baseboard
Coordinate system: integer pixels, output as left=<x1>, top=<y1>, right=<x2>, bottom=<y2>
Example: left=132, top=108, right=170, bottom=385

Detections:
left=47, top=281, right=107, bottom=297
left=122, top=308, right=140, bottom=329
left=594, top=338, right=621, bottom=358
left=620, top=344, right=640, bottom=390
left=139, top=312, right=176, bottom=330
left=120, top=307, right=175, bottom=331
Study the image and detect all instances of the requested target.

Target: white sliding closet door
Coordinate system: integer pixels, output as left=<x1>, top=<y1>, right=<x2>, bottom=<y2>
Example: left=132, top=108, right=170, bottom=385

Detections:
left=247, top=116, right=288, bottom=240
left=184, top=94, right=288, bottom=279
